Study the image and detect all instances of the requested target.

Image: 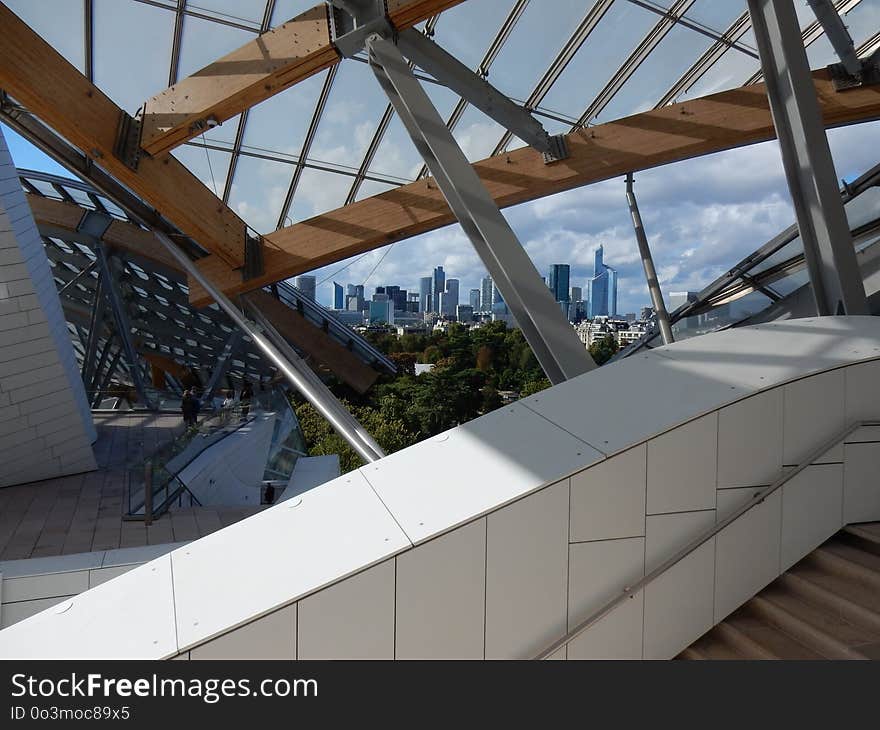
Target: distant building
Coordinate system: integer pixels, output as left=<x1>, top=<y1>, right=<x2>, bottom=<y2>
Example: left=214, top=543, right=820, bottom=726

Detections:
left=469, top=288, right=480, bottom=310
left=571, top=286, right=582, bottom=303
left=293, top=275, right=316, bottom=302
left=589, top=246, right=617, bottom=317
left=456, top=304, right=474, bottom=323
left=419, top=277, right=432, bottom=313
left=549, top=264, right=570, bottom=305
left=625, top=313, right=636, bottom=322
left=369, top=298, right=394, bottom=325
left=669, top=291, right=698, bottom=312
left=480, top=276, right=494, bottom=313
left=432, top=266, right=445, bottom=313
left=333, top=282, right=344, bottom=310
left=445, top=279, right=460, bottom=316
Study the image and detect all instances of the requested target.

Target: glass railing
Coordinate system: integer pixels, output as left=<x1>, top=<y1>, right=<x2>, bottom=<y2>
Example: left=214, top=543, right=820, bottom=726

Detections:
left=124, top=386, right=306, bottom=520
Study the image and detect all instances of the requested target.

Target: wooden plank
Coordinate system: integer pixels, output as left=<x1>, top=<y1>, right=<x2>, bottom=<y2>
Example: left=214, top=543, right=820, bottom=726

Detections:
left=139, top=0, right=467, bottom=157
left=188, top=69, right=880, bottom=306
left=247, top=290, right=379, bottom=394
left=26, top=195, right=184, bottom=273
left=0, top=4, right=247, bottom=268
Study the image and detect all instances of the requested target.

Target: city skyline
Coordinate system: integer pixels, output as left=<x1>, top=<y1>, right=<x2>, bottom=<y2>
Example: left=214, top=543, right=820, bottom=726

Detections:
left=319, top=247, right=628, bottom=316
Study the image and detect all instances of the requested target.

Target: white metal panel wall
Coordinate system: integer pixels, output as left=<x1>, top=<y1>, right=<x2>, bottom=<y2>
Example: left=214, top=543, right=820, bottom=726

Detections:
left=297, top=560, right=395, bottom=659
left=485, top=481, right=569, bottom=659
left=4, top=322, right=880, bottom=659
left=394, top=519, right=486, bottom=659
left=0, top=126, right=96, bottom=488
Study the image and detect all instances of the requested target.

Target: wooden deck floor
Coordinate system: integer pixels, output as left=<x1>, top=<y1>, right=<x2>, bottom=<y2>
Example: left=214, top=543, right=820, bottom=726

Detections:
left=0, top=412, right=262, bottom=561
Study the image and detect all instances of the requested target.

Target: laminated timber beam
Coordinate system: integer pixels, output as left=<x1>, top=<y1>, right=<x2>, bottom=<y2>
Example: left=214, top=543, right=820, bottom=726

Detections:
left=26, top=194, right=184, bottom=273
left=188, top=68, right=880, bottom=307
left=246, top=290, right=379, bottom=394
left=139, top=0, right=466, bottom=157
left=0, top=4, right=247, bottom=269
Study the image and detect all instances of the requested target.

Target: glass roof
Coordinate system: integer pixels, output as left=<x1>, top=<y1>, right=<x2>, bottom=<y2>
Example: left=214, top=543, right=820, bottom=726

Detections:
left=4, top=0, right=880, bottom=313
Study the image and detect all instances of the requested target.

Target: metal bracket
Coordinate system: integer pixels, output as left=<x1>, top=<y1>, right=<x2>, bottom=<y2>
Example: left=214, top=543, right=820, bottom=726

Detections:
left=113, top=111, right=142, bottom=171
left=327, top=0, right=392, bottom=58
left=242, top=232, right=265, bottom=281
left=543, top=135, right=569, bottom=164
left=828, top=56, right=880, bottom=91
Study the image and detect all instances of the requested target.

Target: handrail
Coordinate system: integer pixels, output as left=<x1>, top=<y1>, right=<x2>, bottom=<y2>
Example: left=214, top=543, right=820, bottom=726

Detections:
left=533, top=418, right=880, bottom=660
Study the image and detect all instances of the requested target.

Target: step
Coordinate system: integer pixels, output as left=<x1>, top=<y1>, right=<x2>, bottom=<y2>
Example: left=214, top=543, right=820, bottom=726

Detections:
left=685, top=633, right=748, bottom=660
left=808, top=544, right=880, bottom=593
left=722, top=614, right=824, bottom=660
left=842, top=524, right=880, bottom=557
left=713, top=618, right=778, bottom=659
left=784, top=568, right=880, bottom=634
left=749, top=591, right=870, bottom=659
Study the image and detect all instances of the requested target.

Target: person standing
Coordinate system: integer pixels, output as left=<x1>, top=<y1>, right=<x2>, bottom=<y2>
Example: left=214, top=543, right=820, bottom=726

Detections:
left=181, top=389, right=194, bottom=427
left=240, top=382, right=253, bottom=419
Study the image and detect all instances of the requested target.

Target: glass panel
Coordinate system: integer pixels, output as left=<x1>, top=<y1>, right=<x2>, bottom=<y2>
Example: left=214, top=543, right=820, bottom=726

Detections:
left=171, top=144, right=232, bottom=199
left=679, top=29, right=760, bottom=100
left=600, top=24, right=714, bottom=122
left=309, top=60, right=392, bottom=174
left=288, top=166, right=353, bottom=223
left=427, top=0, right=516, bottom=72
left=845, top=187, right=880, bottom=230
left=271, top=0, right=318, bottom=26
left=451, top=104, right=505, bottom=161
left=366, top=114, right=425, bottom=183
left=672, top=289, right=774, bottom=339
left=5, top=0, right=84, bottom=73
left=94, top=0, right=174, bottom=114
left=188, top=0, right=266, bottom=27
left=176, top=14, right=254, bottom=80
left=485, top=0, right=595, bottom=103
left=541, top=0, right=658, bottom=122
left=684, top=0, right=747, bottom=32
left=240, top=70, right=327, bottom=158
left=228, top=154, right=296, bottom=233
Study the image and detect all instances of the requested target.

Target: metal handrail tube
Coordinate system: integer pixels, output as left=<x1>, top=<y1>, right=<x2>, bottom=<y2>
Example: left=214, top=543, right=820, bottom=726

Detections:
left=533, top=418, right=878, bottom=659
left=243, top=295, right=385, bottom=461
left=152, top=231, right=383, bottom=464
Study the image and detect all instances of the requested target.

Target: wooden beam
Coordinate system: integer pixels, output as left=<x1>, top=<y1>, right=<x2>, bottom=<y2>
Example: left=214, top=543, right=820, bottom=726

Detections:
left=139, top=0, right=466, bottom=157
left=247, top=290, right=379, bottom=394
left=26, top=194, right=184, bottom=273
left=188, top=69, right=880, bottom=307
left=0, top=4, right=247, bottom=268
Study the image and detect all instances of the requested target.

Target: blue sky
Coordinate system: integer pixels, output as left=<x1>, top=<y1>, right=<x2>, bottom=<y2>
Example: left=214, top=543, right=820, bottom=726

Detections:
left=4, top=0, right=879, bottom=314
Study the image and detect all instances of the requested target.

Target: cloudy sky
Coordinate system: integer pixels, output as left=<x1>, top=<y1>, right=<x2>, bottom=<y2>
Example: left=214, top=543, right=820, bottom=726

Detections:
left=4, top=0, right=880, bottom=314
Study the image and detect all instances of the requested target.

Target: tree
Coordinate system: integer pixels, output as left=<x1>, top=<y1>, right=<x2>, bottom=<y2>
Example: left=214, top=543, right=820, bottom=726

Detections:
left=589, top=334, right=618, bottom=366
left=520, top=378, right=551, bottom=397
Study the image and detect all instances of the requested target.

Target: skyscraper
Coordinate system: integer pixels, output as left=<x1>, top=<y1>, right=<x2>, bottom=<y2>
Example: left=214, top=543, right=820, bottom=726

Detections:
left=549, top=264, right=570, bottom=304
left=432, top=266, right=445, bottom=313
left=419, top=277, right=432, bottom=313
left=480, top=276, right=493, bottom=313
left=333, top=282, right=344, bottom=310
left=445, top=279, right=460, bottom=316
left=469, top=289, right=480, bottom=310
left=293, top=275, right=316, bottom=302
left=590, top=246, right=618, bottom=317
left=571, top=286, right=582, bottom=303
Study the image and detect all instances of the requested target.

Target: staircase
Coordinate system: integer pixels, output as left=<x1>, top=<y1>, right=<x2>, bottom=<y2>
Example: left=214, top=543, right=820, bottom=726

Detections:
left=681, top=523, right=880, bottom=659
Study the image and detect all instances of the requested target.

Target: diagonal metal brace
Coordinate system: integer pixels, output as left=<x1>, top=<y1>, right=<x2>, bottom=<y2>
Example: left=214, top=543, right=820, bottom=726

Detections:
left=395, top=28, right=568, bottom=162
left=366, top=33, right=593, bottom=383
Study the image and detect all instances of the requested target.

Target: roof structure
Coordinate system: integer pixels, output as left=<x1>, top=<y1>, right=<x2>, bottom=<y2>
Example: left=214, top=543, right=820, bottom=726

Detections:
left=3, top=0, right=879, bottom=296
